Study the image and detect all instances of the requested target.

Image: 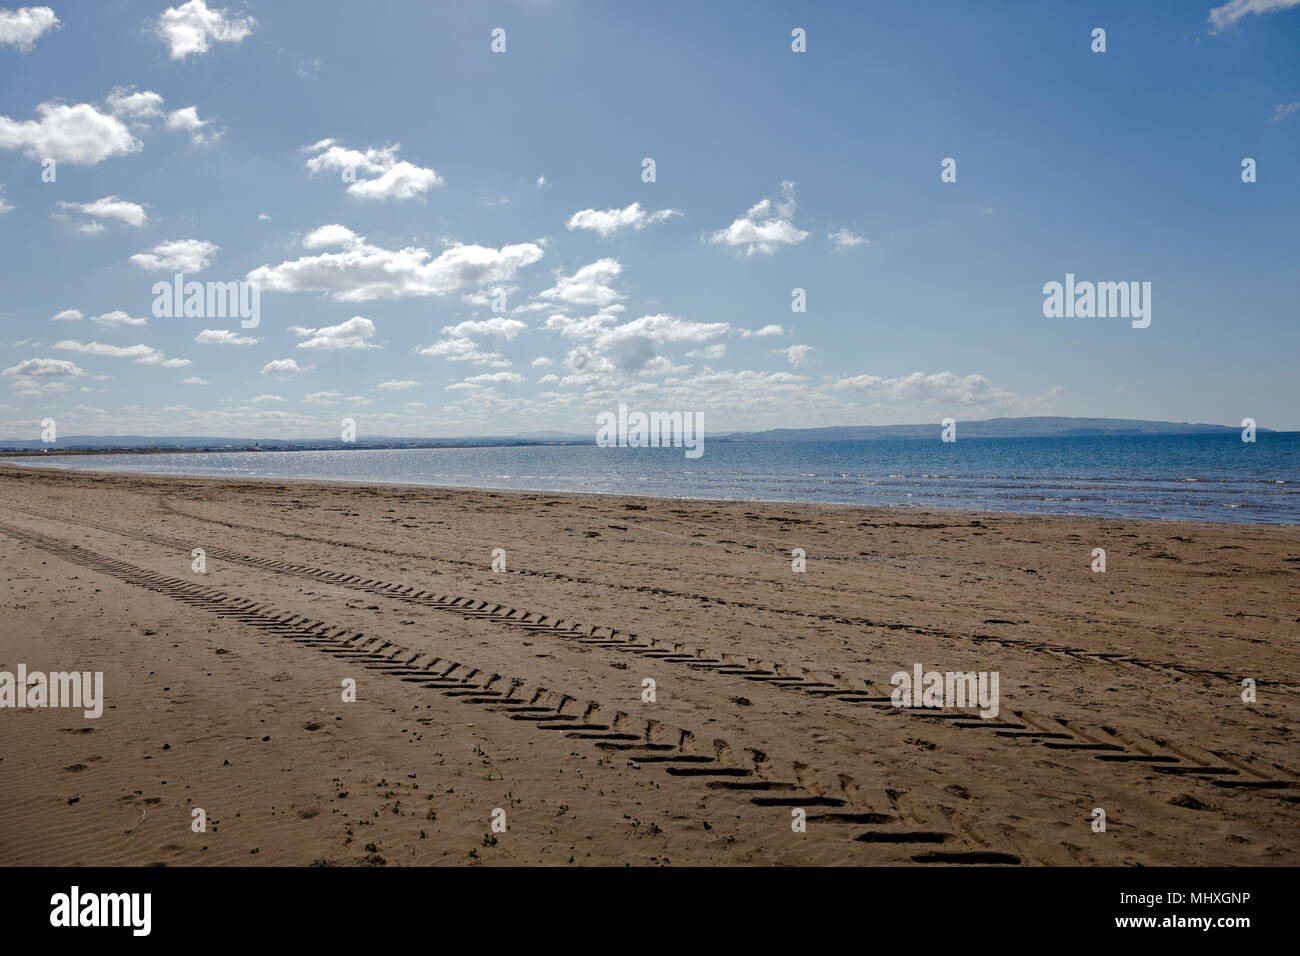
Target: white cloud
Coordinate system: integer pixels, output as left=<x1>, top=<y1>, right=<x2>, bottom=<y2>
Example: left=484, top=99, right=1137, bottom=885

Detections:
left=539, top=258, right=624, bottom=308
left=302, top=223, right=360, bottom=249
left=304, top=391, right=342, bottom=404
left=448, top=371, right=524, bottom=389
left=90, top=310, right=147, bottom=328
left=740, top=324, right=785, bottom=337
left=462, top=284, right=516, bottom=308
left=0, top=101, right=139, bottom=165
left=50, top=309, right=83, bottom=322
left=249, top=393, right=284, bottom=403
left=593, top=314, right=730, bottom=373
left=1271, top=101, right=1300, bottom=121
left=536, top=176, right=547, bottom=188
left=829, top=227, right=868, bottom=253
left=130, top=238, right=219, bottom=272
left=707, top=181, right=808, bottom=255
left=781, top=344, right=814, bottom=368
left=261, top=358, right=305, bottom=375
left=376, top=379, right=422, bottom=390
left=196, top=329, right=258, bottom=345
left=248, top=227, right=544, bottom=302
left=303, top=140, right=442, bottom=201
left=687, top=344, right=726, bottom=359
left=0, top=185, right=10, bottom=214
left=3, top=357, right=83, bottom=377
left=566, top=202, right=681, bottom=238
left=418, top=337, right=510, bottom=367
left=165, top=106, right=220, bottom=145
left=1208, top=0, right=1300, bottom=31
left=181, top=376, right=208, bottom=385
left=441, top=317, right=526, bottom=340
left=53, top=340, right=191, bottom=367
left=257, top=212, right=271, bottom=221
left=537, top=373, right=559, bottom=384
left=106, top=87, right=164, bottom=121
left=155, top=0, right=256, bottom=59
left=531, top=356, right=552, bottom=367
left=832, top=371, right=1015, bottom=407
left=290, top=316, right=379, bottom=350
left=0, top=6, right=59, bottom=51
left=55, top=195, right=148, bottom=230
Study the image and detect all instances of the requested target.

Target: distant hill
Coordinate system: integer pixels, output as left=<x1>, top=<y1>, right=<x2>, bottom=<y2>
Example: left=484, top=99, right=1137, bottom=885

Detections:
left=719, top=417, right=1266, bottom=442
left=0, top=417, right=1273, bottom=454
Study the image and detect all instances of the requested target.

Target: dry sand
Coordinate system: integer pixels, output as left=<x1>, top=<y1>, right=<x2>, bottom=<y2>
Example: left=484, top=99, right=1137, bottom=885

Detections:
left=0, top=463, right=1295, bottom=866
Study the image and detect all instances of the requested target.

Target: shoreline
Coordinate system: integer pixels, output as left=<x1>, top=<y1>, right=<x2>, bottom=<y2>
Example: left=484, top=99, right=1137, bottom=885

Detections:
left=0, top=458, right=1292, bottom=529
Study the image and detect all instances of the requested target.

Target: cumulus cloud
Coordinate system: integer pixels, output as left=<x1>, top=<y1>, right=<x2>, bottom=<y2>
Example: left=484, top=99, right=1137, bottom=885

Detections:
left=53, top=340, right=191, bottom=367
left=740, top=324, right=785, bottom=337
left=539, top=258, right=624, bottom=308
left=50, top=309, right=83, bottom=322
left=165, top=105, right=220, bottom=145
left=447, top=371, right=524, bottom=390
left=196, top=329, right=258, bottom=344
left=248, top=226, right=544, bottom=302
left=565, top=202, right=680, bottom=238
left=181, top=376, right=208, bottom=385
left=155, top=0, right=256, bottom=59
left=55, top=195, right=148, bottom=231
left=3, top=357, right=83, bottom=377
left=781, top=344, right=814, bottom=368
left=90, top=310, right=147, bottom=328
left=441, top=317, right=526, bottom=340
left=303, top=139, right=442, bottom=201
left=106, top=87, right=165, bottom=121
left=0, top=6, right=59, bottom=51
left=530, top=356, right=552, bottom=367
left=130, top=238, right=219, bottom=272
left=1208, top=0, right=1300, bottom=32
left=707, top=181, right=808, bottom=255
left=418, top=337, right=510, bottom=367
left=261, top=358, right=305, bottom=375
left=0, top=101, right=139, bottom=165
left=290, top=316, right=379, bottom=350
left=594, top=314, right=728, bottom=373
left=829, top=227, right=868, bottom=253
left=376, top=379, right=422, bottom=390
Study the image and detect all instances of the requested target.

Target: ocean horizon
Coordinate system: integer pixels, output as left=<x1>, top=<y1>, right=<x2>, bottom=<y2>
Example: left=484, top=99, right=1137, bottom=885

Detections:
left=8, top=432, right=1297, bottom=524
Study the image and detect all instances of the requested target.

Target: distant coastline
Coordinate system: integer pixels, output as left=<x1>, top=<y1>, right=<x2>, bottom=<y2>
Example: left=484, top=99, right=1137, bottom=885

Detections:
left=0, top=416, right=1275, bottom=456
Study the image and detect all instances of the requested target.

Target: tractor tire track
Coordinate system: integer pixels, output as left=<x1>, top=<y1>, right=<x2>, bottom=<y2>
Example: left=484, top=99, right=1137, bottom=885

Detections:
left=0, top=519, right=1020, bottom=865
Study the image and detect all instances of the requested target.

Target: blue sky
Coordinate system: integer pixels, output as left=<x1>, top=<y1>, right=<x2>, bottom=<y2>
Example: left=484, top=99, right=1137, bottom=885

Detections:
left=1, top=0, right=1297, bottom=439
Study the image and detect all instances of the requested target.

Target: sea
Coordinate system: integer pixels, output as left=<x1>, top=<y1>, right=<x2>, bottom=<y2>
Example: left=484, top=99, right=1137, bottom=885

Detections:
left=7, top=433, right=1298, bottom=524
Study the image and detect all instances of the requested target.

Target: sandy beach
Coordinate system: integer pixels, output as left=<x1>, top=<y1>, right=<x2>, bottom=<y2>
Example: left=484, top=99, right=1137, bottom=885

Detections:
left=0, top=463, right=1295, bottom=867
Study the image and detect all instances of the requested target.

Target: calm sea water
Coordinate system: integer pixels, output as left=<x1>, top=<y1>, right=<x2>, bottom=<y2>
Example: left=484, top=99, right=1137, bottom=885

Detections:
left=8, top=433, right=1299, bottom=524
